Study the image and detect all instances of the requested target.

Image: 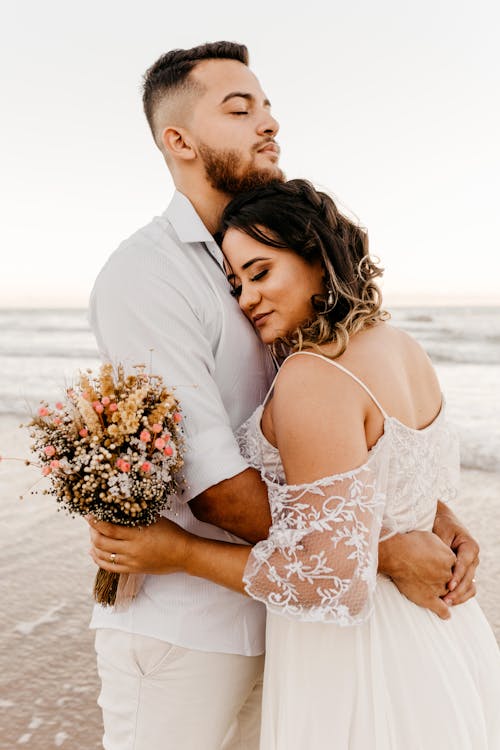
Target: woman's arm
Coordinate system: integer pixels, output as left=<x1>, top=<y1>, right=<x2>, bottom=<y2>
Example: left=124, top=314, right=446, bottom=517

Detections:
left=89, top=512, right=463, bottom=620
left=184, top=535, right=251, bottom=593
left=89, top=357, right=477, bottom=615
left=89, top=514, right=251, bottom=594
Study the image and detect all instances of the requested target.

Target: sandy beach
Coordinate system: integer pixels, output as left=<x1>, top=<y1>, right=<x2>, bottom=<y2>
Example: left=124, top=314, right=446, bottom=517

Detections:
left=1, top=414, right=499, bottom=749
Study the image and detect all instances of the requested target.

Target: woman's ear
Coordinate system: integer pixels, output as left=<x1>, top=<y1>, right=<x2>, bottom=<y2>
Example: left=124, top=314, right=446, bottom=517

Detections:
left=161, top=126, right=196, bottom=162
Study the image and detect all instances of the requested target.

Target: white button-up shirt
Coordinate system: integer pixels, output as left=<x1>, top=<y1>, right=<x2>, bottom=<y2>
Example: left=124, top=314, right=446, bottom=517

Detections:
left=89, top=191, right=275, bottom=655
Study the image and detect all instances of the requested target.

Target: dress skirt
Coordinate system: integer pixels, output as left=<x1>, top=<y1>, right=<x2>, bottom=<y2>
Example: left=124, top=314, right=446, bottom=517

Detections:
left=260, top=575, right=500, bottom=749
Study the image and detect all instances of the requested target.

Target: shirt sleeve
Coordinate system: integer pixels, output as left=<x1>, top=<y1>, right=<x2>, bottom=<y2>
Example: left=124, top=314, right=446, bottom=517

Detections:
left=243, top=460, right=387, bottom=625
left=89, top=238, right=249, bottom=502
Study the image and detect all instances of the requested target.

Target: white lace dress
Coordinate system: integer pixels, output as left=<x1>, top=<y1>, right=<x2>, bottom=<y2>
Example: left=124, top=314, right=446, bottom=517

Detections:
left=236, top=353, right=500, bottom=750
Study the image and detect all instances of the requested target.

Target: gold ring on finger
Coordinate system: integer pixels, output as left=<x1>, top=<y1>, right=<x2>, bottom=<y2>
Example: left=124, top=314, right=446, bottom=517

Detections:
left=109, top=552, right=117, bottom=564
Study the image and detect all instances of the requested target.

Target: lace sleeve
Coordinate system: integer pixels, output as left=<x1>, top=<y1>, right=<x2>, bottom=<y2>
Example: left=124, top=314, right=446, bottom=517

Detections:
left=243, top=458, right=388, bottom=626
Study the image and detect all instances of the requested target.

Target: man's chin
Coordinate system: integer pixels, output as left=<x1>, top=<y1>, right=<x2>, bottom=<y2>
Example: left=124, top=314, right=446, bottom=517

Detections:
left=267, top=164, right=286, bottom=182
left=235, top=166, right=285, bottom=193
left=199, top=142, right=285, bottom=194
left=257, top=158, right=285, bottom=180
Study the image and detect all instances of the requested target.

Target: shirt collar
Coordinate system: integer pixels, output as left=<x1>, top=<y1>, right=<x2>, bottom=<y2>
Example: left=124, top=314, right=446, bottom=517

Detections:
left=164, top=190, right=215, bottom=244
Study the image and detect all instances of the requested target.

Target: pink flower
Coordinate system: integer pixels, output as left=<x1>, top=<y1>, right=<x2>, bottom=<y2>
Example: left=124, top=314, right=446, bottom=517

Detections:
left=55, top=401, right=64, bottom=410
left=42, top=466, right=51, bottom=476
left=152, top=423, right=162, bottom=433
left=44, top=446, right=56, bottom=457
left=82, top=391, right=89, bottom=400
left=109, top=403, right=118, bottom=412
left=141, top=462, right=151, bottom=473
left=140, top=430, right=151, bottom=443
left=174, top=412, right=182, bottom=423
left=93, top=401, right=104, bottom=414
left=79, top=428, right=88, bottom=438
left=38, top=407, right=50, bottom=417
left=120, top=461, right=131, bottom=473
left=49, top=460, right=60, bottom=470
left=154, top=438, right=166, bottom=450
left=101, top=397, right=111, bottom=406
left=164, top=445, right=173, bottom=456
left=53, top=417, right=62, bottom=426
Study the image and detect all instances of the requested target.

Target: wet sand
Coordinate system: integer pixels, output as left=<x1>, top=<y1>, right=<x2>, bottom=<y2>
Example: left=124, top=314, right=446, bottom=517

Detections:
left=0, top=416, right=499, bottom=749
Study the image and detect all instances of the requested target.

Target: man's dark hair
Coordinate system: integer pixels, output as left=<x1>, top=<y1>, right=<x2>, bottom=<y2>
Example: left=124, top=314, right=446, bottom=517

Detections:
left=142, top=41, right=249, bottom=137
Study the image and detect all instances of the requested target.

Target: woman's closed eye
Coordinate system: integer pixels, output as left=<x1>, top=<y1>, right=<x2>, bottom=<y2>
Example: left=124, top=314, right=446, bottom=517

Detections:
left=229, top=269, right=268, bottom=298
left=251, top=269, right=268, bottom=282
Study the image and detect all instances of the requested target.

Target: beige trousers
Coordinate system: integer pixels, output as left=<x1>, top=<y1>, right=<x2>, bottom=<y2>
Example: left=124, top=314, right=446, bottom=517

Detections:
left=95, top=629, right=264, bottom=750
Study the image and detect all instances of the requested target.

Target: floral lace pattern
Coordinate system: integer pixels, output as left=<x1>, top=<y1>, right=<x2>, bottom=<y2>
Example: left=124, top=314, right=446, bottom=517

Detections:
left=243, top=462, right=387, bottom=624
left=236, top=402, right=460, bottom=625
left=380, top=414, right=460, bottom=534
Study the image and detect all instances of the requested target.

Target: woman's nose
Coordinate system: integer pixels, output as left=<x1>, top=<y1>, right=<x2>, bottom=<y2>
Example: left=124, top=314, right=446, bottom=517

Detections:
left=239, top=284, right=261, bottom=315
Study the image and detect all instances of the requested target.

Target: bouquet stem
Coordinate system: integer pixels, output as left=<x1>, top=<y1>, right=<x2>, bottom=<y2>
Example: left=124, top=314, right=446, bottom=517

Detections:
left=93, top=569, right=146, bottom=608
left=93, top=568, right=119, bottom=606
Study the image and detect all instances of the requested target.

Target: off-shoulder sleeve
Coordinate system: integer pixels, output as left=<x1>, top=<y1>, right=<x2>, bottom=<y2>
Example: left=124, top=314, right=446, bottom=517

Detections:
left=243, top=456, right=388, bottom=626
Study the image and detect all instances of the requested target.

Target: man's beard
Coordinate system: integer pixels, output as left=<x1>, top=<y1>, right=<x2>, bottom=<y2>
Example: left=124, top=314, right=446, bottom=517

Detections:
left=198, top=142, right=285, bottom=195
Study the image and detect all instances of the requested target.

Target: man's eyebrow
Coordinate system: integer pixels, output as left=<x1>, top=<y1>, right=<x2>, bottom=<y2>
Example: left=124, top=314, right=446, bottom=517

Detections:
left=220, top=92, right=271, bottom=107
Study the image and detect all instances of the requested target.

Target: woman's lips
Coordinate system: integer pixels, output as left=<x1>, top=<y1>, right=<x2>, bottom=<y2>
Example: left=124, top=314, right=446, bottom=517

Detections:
left=253, top=312, right=272, bottom=328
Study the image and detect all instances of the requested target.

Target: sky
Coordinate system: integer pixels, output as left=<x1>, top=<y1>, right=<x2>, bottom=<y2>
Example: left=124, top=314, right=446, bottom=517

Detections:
left=1, top=0, right=499, bottom=307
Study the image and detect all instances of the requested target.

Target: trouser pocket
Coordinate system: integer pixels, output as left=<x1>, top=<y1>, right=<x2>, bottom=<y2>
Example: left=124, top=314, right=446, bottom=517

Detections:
left=95, top=629, right=182, bottom=679
left=130, top=632, right=182, bottom=677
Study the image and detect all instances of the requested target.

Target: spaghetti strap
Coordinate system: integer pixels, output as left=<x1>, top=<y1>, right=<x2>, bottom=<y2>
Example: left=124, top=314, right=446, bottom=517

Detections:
left=262, top=368, right=282, bottom=407
left=279, top=351, right=390, bottom=419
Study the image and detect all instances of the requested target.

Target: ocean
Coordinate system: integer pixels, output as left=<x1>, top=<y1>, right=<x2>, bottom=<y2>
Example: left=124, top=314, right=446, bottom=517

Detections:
left=0, top=306, right=499, bottom=748
left=1, top=305, right=499, bottom=471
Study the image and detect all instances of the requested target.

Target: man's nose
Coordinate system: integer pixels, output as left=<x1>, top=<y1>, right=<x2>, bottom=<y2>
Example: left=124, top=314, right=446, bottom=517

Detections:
left=256, top=111, right=279, bottom=137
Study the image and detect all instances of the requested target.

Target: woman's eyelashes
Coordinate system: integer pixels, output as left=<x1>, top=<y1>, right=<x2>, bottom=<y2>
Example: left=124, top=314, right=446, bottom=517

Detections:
left=251, top=269, right=268, bottom=282
left=229, top=269, right=269, bottom=298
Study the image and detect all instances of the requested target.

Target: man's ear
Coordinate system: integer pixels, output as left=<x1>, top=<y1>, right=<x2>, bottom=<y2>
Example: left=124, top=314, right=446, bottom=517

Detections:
left=161, top=126, right=196, bottom=161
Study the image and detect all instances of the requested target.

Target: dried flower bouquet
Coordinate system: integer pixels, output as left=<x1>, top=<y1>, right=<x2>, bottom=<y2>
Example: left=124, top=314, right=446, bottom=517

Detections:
left=26, top=363, right=184, bottom=606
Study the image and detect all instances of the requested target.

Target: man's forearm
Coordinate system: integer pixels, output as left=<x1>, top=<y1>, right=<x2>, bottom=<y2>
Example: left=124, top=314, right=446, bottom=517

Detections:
left=189, top=467, right=271, bottom=543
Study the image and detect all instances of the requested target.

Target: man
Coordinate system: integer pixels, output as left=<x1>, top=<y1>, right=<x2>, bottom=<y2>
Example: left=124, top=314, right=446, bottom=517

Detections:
left=89, top=42, right=479, bottom=750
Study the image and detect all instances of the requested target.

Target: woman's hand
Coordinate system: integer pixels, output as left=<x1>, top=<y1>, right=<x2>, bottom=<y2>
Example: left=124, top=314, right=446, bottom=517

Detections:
left=88, top=516, right=190, bottom=575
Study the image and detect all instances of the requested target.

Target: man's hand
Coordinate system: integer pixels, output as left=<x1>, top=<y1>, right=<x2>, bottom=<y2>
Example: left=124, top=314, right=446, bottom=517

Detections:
left=378, top=530, right=457, bottom=619
left=88, top=517, right=190, bottom=575
left=432, top=501, right=479, bottom=606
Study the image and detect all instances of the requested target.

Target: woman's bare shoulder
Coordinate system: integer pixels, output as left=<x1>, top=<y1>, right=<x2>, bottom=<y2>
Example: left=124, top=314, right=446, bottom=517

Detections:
left=273, top=349, right=367, bottom=400
left=270, top=350, right=369, bottom=481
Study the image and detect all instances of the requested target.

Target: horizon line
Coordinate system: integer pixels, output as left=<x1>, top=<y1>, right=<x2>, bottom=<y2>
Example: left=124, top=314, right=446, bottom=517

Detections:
left=0, top=300, right=499, bottom=312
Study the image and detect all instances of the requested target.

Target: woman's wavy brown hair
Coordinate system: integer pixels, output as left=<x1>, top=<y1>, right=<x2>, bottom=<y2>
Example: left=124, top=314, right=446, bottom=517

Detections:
left=221, top=179, right=389, bottom=359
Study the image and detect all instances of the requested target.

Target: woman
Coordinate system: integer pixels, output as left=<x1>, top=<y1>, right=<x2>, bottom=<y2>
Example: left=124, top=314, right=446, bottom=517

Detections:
left=100, top=179, right=500, bottom=748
